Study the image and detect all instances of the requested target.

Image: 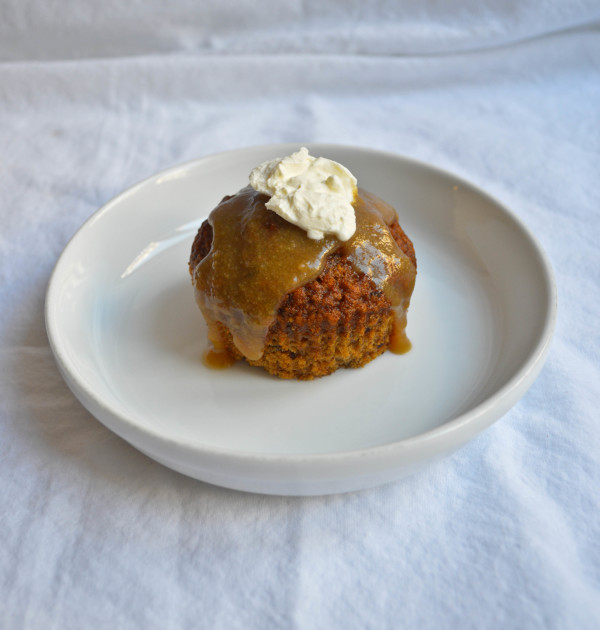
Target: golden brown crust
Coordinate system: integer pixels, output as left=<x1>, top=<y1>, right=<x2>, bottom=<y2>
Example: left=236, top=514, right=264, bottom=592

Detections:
left=190, top=218, right=416, bottom=380
left=189, top=221, right=213, bottom=275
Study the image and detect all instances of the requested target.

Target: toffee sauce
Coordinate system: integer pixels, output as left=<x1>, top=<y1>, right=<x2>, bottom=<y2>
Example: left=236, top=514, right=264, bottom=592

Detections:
left=193, top=186, right=416, bottom=365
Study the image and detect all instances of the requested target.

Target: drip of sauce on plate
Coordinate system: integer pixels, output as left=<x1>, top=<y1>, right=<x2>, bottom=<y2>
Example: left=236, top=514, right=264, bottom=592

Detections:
left=389, top=315, right=413, bottom=355
left=193, top=186, right=416, bottom=364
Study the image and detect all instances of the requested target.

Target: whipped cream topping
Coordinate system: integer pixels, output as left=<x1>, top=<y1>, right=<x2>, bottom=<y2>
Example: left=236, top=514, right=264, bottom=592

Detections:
left=249, top=147, right=357, bottom=241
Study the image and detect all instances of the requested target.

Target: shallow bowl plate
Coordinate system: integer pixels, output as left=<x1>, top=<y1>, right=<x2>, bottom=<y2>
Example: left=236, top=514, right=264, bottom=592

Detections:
left=45, top=144, right=557, bottom=495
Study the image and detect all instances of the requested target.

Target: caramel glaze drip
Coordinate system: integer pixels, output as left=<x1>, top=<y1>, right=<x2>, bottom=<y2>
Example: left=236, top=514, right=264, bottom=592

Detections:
left=192, top=185, right=416, bottom=362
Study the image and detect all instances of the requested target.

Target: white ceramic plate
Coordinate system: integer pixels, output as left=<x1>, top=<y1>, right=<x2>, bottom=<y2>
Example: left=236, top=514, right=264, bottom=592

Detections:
left=45, top=144, right=556, bottom=495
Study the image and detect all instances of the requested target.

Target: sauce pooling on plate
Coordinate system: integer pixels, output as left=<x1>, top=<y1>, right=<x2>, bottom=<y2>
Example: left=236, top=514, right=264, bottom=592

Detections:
left=192, top=186, right=416, bottom=364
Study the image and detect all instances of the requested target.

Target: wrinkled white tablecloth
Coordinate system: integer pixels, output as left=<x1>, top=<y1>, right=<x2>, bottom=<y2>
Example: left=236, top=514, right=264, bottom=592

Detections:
left=1, top=1, right=599, bottom=628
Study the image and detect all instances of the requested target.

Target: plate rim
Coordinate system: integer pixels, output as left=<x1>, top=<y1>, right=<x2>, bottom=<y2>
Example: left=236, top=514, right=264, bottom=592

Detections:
left=45, top=142, right=558, bottom=467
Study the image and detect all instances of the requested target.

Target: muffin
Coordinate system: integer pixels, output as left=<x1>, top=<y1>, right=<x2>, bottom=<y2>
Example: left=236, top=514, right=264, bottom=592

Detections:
left=189, top=148, right=417, bottom=380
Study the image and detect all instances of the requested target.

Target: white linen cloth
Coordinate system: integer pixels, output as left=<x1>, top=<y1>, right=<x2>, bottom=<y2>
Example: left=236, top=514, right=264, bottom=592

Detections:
left=1, top=1, right=599, bottom=628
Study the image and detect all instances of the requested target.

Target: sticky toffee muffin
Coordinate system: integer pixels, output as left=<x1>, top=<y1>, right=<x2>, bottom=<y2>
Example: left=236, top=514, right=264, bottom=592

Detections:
left=188, top=149, right=417, bottom=380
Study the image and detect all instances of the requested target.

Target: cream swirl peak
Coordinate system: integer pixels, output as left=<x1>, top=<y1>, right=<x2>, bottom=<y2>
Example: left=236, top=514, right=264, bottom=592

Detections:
left=249, top=147, right=357, bottom=241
